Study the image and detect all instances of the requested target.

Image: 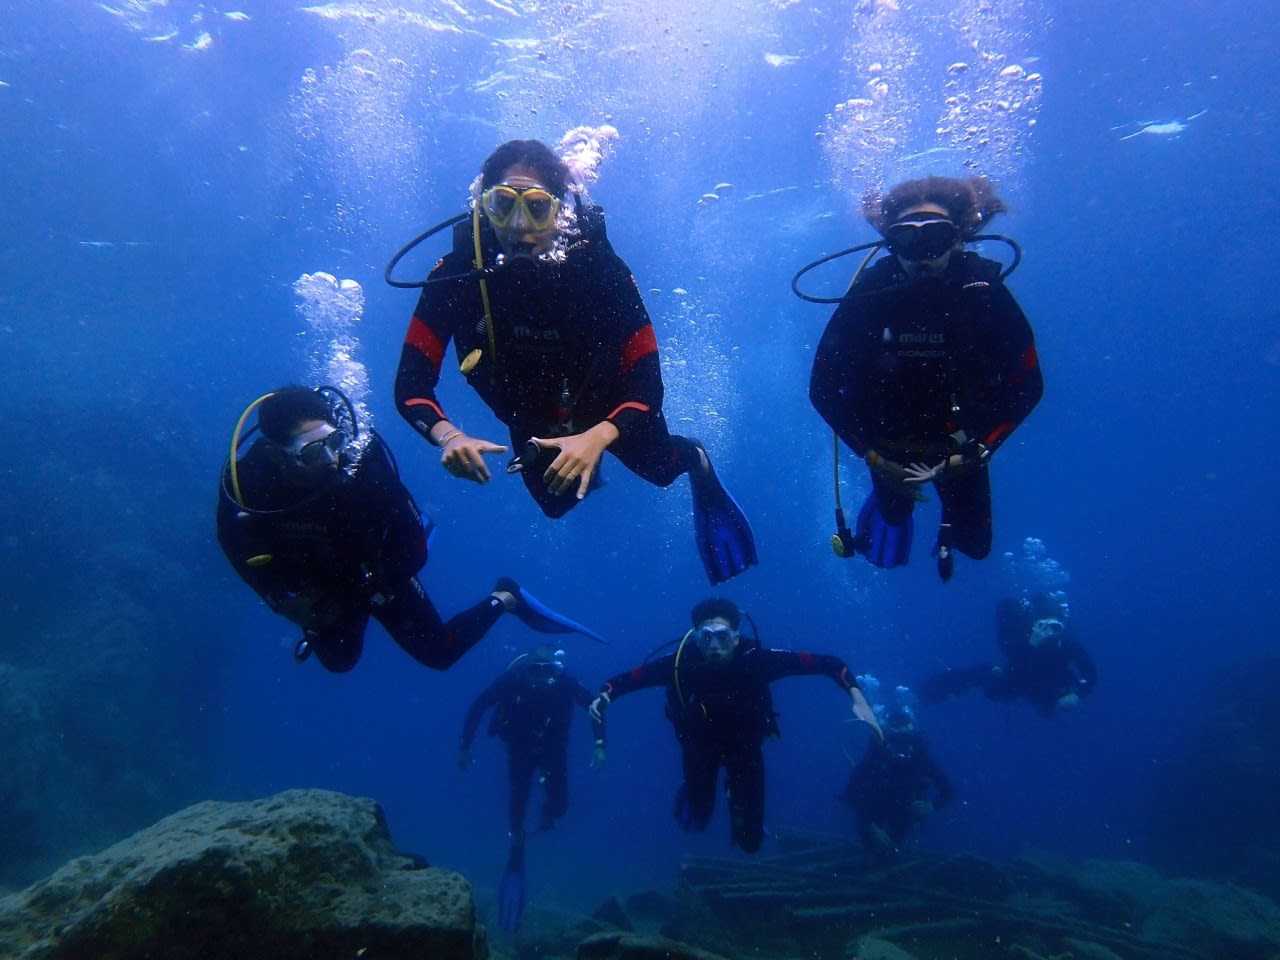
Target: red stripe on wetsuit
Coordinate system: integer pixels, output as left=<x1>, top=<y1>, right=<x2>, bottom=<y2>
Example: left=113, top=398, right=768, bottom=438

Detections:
left=404, top=316, right=445, bottom=370
left=620, top=325, right=658, bottom=375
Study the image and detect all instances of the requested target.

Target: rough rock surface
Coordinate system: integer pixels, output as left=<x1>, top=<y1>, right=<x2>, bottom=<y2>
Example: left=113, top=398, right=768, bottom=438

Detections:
left=0, top=789, right=486, bottom=960
left=577, top=931, right=733, bottom=960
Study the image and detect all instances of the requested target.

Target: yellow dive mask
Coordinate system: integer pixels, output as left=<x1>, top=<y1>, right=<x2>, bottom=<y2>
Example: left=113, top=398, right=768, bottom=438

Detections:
left=480, top=184, right=561, bottom=231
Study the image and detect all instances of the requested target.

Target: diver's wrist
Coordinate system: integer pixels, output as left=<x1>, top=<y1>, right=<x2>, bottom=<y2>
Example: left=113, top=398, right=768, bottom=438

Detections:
left=433, top=425, right=463, bottom=447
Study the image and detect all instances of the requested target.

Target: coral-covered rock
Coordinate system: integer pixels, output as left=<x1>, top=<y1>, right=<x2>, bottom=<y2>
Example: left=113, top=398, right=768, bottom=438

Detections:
left=0, top=789, right=486, bottom=960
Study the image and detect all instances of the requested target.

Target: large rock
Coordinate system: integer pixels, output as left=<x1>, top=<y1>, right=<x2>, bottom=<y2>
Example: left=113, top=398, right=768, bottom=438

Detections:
left=0, top=789, right=487, bottom=960
left=1137, top=876, right=1280, bottom=960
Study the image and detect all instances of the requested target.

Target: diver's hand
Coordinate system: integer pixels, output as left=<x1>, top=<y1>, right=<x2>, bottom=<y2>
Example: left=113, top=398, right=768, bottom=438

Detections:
left=440, top=431, right=508, bottom=484
left=590, top=744, right=607, bottom=772
left=589, top=691, right=611, bottom=723
left=458, top=746, right=474, bottom=772
left=904, top=460, right=945, bottom=484
left=533, top=421, right=619, bottom=500
left=850, top=687, right=883, bottom=740
left=865, top=451, right=928, bottom=502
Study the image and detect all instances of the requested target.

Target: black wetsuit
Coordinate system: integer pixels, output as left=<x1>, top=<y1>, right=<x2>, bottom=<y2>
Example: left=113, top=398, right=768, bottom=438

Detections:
left=842, top=731, right=953, bottom=853
left=920, top=597, right=1098, bottom=717
left=217, top=432, right=503, bottom=673
left=810, top=251, right=1043, bottom=559
left=395, top=207, right=699, bottom=517
left=597, top=645, right=860, bottom=853
left=461, top=664, right=594, bottom=837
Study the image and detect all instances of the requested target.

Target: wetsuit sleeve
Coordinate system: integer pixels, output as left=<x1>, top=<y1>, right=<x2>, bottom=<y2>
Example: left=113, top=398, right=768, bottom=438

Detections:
left=592, top=255, right=665, bottom=440
left=395, top=257, right=471, bottom=442
left=754, top=649, right=860, bottom=692
left=598, top=654, right=676, bottom=702
left=965, top=283, right=1043, bottom=454
left=593, top=655, right=673, bottom=746
left=461, top=674, right=511, bottom=749
left=809, top=302, right=877, bottom=458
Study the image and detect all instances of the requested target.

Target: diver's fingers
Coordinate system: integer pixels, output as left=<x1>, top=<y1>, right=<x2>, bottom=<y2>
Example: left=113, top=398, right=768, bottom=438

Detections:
left=441, top=451, right=468, bottom=478
left=444, top=444, right=492, bottom=485
left=902, top=465, right=931, bottom=484
left=450, top=455, right=484, bottom=484
left=542, top=452, right=568, bottom=490
left=475, top=441, right=509, bottom=455
left=575, top=463, right=594, bottom=501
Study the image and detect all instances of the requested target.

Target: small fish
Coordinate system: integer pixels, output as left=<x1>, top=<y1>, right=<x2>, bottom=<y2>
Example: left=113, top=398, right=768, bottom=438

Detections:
left=1119, top=109, right=1206, bottom=141
left=224, top=11, right=251, bottom=21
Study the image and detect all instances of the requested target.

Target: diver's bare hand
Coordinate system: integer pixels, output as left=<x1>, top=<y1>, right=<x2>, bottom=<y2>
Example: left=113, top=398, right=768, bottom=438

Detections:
left=534, top=422, right=618, bottom=500
left=865, top=451, right=928, bottom=502
left=441, top=432, right=508, bottom=483
left=904, top=461, right=944, bottom=484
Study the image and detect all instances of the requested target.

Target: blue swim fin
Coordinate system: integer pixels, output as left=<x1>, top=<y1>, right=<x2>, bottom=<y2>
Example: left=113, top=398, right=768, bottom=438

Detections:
left=498, top=841, right=526, bottom=933
left=688, top=443, right=759, bottom=585
left=495, top=578, right=605, bottom=643
left=855, top=490, right=913, bottom=567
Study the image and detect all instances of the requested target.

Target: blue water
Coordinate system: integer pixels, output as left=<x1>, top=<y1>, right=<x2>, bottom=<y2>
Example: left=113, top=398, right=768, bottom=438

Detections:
left=2, top=0, right=1277, bottom=913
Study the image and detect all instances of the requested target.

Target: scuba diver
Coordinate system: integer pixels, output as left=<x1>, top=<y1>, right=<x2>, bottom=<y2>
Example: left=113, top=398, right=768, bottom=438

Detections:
left=919, top=594, right=1097, bottom=718
left=588, top=597, right=881, bottom=853
left=390, top=138, right=757, bottom=586
left=459, top=645, right=602, bottom=932
left=804, top=175, right=1043, bottom=581
left=216, top=385, right=603, bottom=672
left=841, top=697, right=953, bottom=860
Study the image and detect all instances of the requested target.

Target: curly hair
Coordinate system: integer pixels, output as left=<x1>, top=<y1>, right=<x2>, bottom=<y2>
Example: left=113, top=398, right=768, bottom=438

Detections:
left=690, top=597, right=741, bottom=629
left=479, top=139, right=571, bottom=199
left=864, top=175, right=1008, bottom=238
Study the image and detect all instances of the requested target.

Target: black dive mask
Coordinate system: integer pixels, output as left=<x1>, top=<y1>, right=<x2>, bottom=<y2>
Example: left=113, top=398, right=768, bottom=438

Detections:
left=884, top=218, right=960, bottom=261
